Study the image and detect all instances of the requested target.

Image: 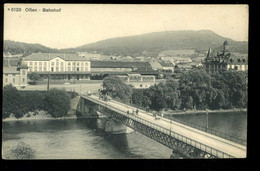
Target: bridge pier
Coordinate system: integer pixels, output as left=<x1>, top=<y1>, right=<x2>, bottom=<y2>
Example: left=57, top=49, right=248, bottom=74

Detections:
left=76, top=97, right=133, bottom=134
left=170, top=150, right=185, bottom=159
left=76, top=97, right=99, bottom=118
left=104, top=119, right=134, bottom=134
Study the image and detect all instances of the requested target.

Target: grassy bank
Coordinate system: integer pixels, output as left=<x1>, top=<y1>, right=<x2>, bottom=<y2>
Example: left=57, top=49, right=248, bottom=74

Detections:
left=3, top=110, right=77, bottom=122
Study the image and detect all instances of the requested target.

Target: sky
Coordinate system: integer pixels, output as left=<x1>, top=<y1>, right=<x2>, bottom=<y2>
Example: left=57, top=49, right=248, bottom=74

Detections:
left=4, top=4, right=248, bottom=49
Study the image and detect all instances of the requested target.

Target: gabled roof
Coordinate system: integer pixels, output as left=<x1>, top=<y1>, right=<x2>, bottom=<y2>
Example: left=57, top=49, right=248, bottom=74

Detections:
left=18, top=64, right=29, bottom=69
left=23, top=53, right=89, bottom=61
left=91, top=60, right=152, bottom=68
left=3, top=58, right=20, bottom=66
left=227, top=55, right=248, bottom=65
left=149, top=61, right=163, bottom=70
left=3, top=66, right=20, bottom=74
left=159, top=61, right=174, bottom=67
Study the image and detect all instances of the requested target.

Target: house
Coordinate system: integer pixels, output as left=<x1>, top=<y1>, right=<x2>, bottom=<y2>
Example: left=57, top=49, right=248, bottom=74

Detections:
left=90, top=60, right=153, bottom=72
left=149, top=60, right=163, bottom=70
left=23, top=53, right=91, bottom=80
left=117, top=74, right=156, bottom=89
left=204, top=41, right=248, bottom=73
left=158, top=61, right=175, bottom=72
left=22, top=53, right=157, bottom=81
left=3, top=52, right=23, bottom=58
left=3, top=64, right=28, bottom=88
left=172, top=57, right=192, bottom=64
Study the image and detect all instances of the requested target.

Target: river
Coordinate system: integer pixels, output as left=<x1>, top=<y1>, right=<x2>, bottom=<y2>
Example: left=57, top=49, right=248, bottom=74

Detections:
left=2, top=111, right=247, bottom=159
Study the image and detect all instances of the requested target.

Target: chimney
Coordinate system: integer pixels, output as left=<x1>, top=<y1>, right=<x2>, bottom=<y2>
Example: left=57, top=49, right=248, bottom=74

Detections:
left=8, top=58, right=11, bottom=67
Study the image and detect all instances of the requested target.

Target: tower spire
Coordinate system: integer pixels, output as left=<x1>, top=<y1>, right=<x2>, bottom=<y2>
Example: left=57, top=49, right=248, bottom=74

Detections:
left=206, top=46, right=213, bottom=58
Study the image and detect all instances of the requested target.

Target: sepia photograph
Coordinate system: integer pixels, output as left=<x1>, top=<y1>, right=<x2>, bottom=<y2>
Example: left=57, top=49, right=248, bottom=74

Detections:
left=2, top=4, right=248, bottom=159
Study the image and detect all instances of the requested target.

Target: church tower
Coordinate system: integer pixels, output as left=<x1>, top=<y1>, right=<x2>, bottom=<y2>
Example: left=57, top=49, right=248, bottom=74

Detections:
left=223, top=40, right=229, bottom=54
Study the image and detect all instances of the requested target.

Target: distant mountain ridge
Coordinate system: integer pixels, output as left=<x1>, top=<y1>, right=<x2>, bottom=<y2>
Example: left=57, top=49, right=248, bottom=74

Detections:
left=68, top=30, right=248, bottom=55
left=4, top=30, right=248, bottom=57
left=3, top=40, right=58, bottom=56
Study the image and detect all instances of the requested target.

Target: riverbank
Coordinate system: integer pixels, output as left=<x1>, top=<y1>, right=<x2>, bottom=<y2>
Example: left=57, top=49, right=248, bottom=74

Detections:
left=162, top=108, right=247, bottom=116
left=3, top=110, right=77, bottom=122
left=3, top=92, right=81, bottom=122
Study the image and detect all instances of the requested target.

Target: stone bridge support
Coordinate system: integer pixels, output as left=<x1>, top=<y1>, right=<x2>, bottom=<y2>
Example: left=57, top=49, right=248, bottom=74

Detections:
left=104, top=119, right=133, bottom=134
left=76, top=97, right=99, bottom=118
left=76, top=97, right=133, bottom=134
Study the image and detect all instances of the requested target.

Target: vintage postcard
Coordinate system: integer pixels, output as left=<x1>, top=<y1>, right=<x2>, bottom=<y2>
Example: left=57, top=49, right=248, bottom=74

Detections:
left=3, top=4, right=248, bottom=159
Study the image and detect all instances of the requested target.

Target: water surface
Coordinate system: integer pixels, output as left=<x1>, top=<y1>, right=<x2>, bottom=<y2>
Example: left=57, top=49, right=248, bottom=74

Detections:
left=2, top=111, right=247, bottom=159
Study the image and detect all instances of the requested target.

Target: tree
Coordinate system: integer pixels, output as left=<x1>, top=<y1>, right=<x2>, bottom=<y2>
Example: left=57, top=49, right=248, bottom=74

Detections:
left=210, top=71, right=247, bottom=109
left=28, top=72, right=42, bottom=84
left=164, top=79, right=181, bottom=109
left=179, top=70, right=213, bottom=110
left=21, top=91, right=45, bottom=112
left=142, top=78, right=180, bottom=111
left=142, top=95, right=151, bottom=108
left=182, top=96, right=194, bottom=110
left=220, top=71, right=247, bottom=108
left=102, top=76, right=133, bottom=103
left=132, top=89, right=144, bottom=106
left=2, top=84, right=25, bottom=118
left=9, top=141, right=36, bottom=159
left=44, top=88, right=71, bottom=118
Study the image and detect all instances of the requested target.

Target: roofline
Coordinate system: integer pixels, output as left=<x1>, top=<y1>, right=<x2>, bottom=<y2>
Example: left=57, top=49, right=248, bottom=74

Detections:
left=23, top=59, right=91, bottom=61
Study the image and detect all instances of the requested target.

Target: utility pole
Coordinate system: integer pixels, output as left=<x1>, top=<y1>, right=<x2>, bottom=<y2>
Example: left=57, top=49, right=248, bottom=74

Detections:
left=206, top=110, right=209, bottom=132
left=47, top=74, right=50, bottom=91
left=74, top=61, right=76, bottom=84
left=170, top=121, right=172, bottom=136
left=47, top=53, right=50, bottom=91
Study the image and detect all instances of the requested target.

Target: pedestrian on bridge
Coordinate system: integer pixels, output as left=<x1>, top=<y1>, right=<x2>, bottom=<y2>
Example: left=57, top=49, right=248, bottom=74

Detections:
left=136, top=109, right=139, bottom=115
left=145, top=107, right=149, bottom=113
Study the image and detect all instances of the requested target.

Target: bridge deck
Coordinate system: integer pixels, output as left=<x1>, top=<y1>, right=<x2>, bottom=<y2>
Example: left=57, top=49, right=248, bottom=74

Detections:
left=82, top=94, right=246, bottom=158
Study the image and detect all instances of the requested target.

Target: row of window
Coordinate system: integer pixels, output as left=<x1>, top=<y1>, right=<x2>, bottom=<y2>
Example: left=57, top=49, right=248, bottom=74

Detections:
left=4, top=70, right=26, bottom=76
left=26, top=61, right=90, bottom=72
left=227, top=64, right=248, bottom=70
left=26, top=61, right=89, bottom=67
left=28, top=66, right=89, bottom=72
left=5, top=77, right=25, bottom=83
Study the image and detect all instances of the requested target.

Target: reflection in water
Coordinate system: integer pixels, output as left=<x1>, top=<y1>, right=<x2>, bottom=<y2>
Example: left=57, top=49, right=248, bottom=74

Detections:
left=76, top=118, right=98, bottom=130
left=173, top=111, right=247, bottom=140
left=2, top=118, right=171, bottom=159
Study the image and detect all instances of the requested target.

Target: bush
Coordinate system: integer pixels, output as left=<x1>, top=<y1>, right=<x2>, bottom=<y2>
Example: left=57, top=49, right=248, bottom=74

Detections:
left=3, top=85, right=72, bottom=119
left=28, top=72, right=42, bottom=84
left=44, top=88, right=71, bottom=118
left=9, top=141, right=36, bottom=159
left=102, top=76, right=133, bottom=103
left=2, top=84, right=24, bottom=119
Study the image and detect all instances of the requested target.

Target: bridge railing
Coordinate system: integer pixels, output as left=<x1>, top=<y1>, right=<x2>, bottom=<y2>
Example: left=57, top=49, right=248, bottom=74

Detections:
left=83, top=95, right=234, bottom=158
left=95, top=95, right=247, bottom=146
left=123, top=112, right=233, bottom=158
left=163, top=115, right=247, bottom=146
left=99, top=96, right=246, bottom=146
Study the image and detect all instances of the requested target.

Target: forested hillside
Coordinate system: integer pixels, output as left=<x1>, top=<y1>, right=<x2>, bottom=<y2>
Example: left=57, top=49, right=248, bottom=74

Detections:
left=3, top=40, right=58, bottom=56
left=67, top=30, right=248, bottom=56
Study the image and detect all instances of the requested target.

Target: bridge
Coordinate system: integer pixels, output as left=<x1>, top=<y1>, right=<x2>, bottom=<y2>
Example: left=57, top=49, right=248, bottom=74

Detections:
left=77, top=94, right=246, bottom=158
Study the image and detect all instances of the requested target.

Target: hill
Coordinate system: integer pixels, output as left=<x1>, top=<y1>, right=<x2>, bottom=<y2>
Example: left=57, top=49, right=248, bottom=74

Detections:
left=4, top=30, right=248, bottom=57
left=3, top=40, right=58, bottom=56
left=66, top=30, right=248, bottom=56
